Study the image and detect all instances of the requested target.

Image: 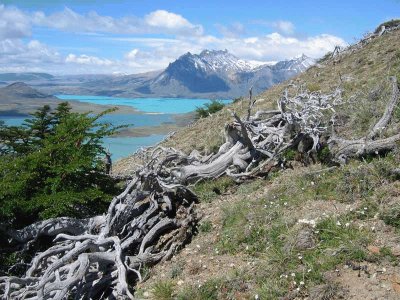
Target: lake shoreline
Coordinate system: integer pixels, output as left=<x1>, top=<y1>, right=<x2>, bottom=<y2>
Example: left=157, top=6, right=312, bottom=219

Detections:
left=0, top=95, right=213, bottom=160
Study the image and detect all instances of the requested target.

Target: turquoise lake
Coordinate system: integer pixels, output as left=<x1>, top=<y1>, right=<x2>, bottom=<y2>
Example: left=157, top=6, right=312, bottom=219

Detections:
left=1, top=96, right=232, bottom=160
left=56, top=95, right=231, bottom=114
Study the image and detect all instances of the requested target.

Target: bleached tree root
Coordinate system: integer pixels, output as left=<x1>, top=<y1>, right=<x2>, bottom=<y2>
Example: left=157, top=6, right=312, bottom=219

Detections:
left=1, top=174, right=197, bottom=300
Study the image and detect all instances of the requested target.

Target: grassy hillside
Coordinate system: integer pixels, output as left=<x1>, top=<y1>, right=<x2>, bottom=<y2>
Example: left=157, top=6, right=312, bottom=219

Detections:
left=115, top=24, right=400, bottom=299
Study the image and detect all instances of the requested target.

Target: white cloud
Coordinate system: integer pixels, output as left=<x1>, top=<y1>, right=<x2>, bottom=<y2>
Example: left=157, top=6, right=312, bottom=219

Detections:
left=0, top=4, right=31, bottom=39
left=0, top=39, right=62, bottom=73
left=208, top=33, right=346, bottom=61
left=271, top=20, right=295, bottom=35
left=66, top=54, right=113, bottom=66
left=144, top=10, right=203, bottom=35
left=31, top=7, right=202, bottom=36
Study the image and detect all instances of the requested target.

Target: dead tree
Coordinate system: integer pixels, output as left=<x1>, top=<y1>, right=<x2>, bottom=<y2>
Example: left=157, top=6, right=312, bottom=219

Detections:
left=1, top=78, right=399, bottom=299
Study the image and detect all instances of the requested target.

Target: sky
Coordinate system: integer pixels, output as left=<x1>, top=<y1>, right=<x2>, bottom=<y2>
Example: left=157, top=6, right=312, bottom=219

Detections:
left=0, top=0, right=398, bottom=75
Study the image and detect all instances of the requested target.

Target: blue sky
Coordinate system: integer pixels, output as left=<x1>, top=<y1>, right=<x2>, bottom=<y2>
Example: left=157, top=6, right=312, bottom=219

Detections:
left=0, top=0, right=398, bottom=74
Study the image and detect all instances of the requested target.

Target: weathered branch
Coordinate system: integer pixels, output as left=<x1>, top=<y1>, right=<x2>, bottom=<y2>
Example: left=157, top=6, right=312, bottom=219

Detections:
left=367, top=76, right=399, bottom=140
left=329, top=77, right=400, bottom=162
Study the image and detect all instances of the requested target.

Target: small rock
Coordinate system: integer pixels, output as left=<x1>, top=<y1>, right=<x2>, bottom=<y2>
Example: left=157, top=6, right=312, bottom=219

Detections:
left=294, top=227, right=316, bottom=250
left=143, top=291, right=150, bottom=298
left=367, top=245, right=380, bottom=254
left=177, top=280, right=184, bottom=286
left=391, top=246, right=400, bottom=256
left=393, top=282, right=400, bottom=294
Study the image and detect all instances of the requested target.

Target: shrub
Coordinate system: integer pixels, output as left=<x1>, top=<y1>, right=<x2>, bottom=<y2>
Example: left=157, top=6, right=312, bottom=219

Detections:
left=195, top=100, right=225, bottom=119
left=152, top=280, right=175, bottom=300
left=307, top=83, right=321, bottom=92
left=0, top=102, right=123, bottom=227
left=199, top=220, right=213, bottom=233
left=282, top=148, right=296, bottom=161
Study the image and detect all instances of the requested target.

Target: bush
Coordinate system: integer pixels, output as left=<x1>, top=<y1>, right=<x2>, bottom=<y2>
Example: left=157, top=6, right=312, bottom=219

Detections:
left=153, top=280, right=175, bottom=300
left=0, top=102, right=123, bottom=227
left=307, top=83, right=321, bottom=92
left=195, top=100, right=225, bottom=119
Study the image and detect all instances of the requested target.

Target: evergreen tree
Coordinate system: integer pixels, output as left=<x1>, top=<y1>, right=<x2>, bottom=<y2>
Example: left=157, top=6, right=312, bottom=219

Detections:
left=0, top=103, right=123, bottom=227
left=23, top=105, right=53, bottom=144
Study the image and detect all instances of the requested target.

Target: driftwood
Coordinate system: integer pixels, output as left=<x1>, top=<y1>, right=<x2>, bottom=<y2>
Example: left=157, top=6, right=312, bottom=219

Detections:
left=1, top=77, right=399, bottom=299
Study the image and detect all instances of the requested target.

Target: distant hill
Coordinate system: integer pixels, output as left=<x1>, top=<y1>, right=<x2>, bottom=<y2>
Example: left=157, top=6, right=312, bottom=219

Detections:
left=0, top=82, right=137, bottom=116
left=0, top=72, right=54, bottom=82
left=0, top=82, right=54, bottom=99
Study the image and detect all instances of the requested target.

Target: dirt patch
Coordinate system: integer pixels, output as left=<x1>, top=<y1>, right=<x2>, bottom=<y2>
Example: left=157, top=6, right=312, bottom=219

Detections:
left=324, top=262, right=400, bottom=300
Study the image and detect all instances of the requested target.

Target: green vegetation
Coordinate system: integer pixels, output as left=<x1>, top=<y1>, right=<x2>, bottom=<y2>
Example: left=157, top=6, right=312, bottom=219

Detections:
left=198, top=220, right=213, bottom=233
left=307, top=83, right=321, bottom=92
left=381, top=205, right=400, bottom=229
left=192, top=176, right=236, bottom=203
left=175, top=277, right=252, bottom=300
left=282, top=148, right=297, bottom=161
left=152, top=280, right=175, bottom=300
left=195, top=100, right=225, bottom=119
left=192, top=155, right=397, bottom=298
left=0, top=102, right=123, bottom=227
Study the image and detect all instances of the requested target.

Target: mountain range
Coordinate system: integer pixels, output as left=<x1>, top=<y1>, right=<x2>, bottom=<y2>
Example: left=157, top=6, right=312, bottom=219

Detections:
left=0, top=50, right=315, bottom=99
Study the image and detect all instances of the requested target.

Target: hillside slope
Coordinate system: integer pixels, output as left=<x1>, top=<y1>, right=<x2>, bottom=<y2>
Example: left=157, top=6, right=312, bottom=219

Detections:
left=114, top=23, right=400, bottom=300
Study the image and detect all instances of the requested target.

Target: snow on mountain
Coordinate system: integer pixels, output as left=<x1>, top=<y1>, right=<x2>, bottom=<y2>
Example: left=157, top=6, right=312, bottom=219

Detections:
left=143, top=50, right=316, bottom=97
left=272, top=54, right=316, bottom=72
left=177, top=50, right=266, bottom=74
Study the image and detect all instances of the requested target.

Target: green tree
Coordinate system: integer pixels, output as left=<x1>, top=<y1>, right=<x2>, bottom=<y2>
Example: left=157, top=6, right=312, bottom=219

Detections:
left=0, top=103, right=123, bottom=227
left=23, top=104, right=53, bottom=146
left=195, top=100, right=225, bottom=119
